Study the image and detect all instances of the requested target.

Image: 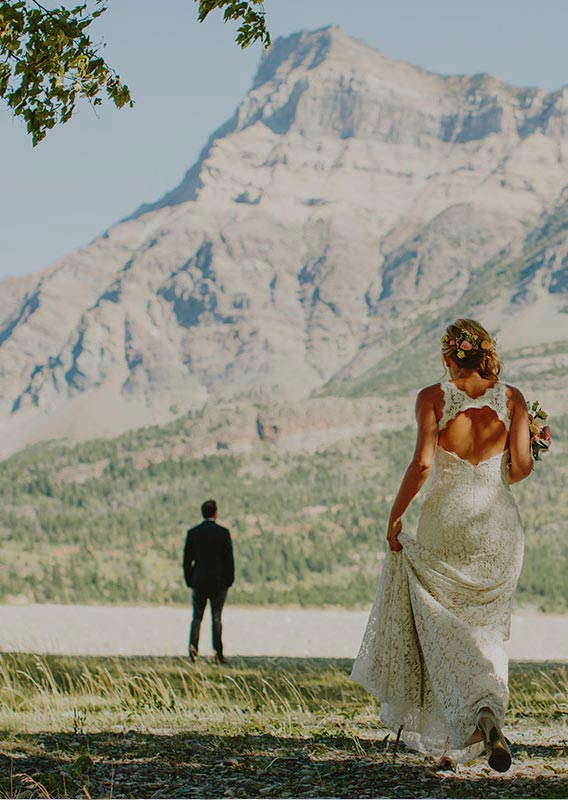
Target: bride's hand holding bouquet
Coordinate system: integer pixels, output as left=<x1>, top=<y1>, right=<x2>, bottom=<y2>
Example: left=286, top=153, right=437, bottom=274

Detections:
left=527, top=400, right=552, bottom=463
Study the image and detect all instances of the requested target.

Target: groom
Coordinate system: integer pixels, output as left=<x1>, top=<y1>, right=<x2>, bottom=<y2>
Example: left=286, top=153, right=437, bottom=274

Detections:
left=183, top=499, right=235, bottom=665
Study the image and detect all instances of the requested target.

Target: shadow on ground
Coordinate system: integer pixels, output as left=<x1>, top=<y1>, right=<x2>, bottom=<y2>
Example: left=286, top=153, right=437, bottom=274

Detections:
left=1, top=730, right=567, bottom=799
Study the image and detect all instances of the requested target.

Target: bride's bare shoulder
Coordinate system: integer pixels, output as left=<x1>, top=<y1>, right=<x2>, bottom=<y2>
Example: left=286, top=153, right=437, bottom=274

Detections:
left=416, top=382, right=445, bottom=404
left=503, top=383, right=527, bottom=405
left=419, top=381, right=445, bottom=395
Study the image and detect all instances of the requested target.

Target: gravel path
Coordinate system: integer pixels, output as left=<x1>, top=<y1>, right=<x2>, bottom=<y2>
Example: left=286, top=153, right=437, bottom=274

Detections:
left=1, top=604, right=568, bottom=659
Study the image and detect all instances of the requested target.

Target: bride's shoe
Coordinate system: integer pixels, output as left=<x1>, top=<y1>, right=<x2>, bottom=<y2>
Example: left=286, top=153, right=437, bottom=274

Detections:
left=476, top=707, right=512, bottom=773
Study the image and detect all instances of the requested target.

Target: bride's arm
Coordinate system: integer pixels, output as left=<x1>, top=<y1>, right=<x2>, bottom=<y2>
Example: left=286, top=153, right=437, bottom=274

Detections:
left=507, top=386, right=532, bottom=484
left=387, top=388, right=439, bottom=552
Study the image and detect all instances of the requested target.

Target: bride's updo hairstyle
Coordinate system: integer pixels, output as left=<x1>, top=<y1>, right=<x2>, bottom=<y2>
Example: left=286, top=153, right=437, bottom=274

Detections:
left=441, top=318, right=502, bottom=381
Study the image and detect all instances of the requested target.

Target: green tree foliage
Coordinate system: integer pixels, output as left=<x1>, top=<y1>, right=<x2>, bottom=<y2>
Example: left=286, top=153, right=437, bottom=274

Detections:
left=0, top=1, right=132, bottom=144
left=197, top=0, right=270, bottom=48
left=0, top=0, right=269, bottom=145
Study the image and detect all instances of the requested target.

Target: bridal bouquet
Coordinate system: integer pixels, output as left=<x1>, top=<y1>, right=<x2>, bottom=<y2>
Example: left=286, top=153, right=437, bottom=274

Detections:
left=527, top=400, right=551, bottom=462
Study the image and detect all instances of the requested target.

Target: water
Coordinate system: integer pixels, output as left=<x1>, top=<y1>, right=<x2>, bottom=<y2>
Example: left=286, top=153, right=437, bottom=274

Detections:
left=1, top=604, right=567, bottom=660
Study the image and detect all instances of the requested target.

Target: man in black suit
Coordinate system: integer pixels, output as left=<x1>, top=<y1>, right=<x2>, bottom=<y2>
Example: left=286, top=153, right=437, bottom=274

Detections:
left=183, top=499, right=234, bottom=665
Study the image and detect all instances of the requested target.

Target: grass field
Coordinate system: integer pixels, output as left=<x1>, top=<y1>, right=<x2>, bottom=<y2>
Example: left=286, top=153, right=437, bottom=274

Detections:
left=0, top=654, right=566, bottom=798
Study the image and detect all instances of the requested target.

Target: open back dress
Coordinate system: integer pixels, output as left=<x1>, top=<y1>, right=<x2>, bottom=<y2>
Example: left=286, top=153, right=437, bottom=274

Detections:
left=350, top=380, right=524, bottom=762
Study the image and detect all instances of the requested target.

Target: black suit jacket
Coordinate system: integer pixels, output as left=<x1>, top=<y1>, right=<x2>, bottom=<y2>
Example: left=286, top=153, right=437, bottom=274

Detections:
left=183, top=519, right=235, bottom=590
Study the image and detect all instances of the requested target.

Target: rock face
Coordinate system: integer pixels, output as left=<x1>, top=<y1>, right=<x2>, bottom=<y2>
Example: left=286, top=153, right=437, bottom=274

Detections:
left=1, top=26, right=568, bottom=458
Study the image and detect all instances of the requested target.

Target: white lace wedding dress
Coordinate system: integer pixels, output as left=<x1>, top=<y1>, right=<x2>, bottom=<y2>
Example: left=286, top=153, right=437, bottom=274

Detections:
left=350, top=381, right=524, bottom=762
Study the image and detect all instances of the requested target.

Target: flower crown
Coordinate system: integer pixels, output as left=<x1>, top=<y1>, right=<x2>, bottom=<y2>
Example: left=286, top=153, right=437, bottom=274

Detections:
left=441, top=329, right=495, bottom=360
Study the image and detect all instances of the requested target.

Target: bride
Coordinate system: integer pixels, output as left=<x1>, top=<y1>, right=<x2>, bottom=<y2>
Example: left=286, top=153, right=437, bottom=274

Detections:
left=350, top=318, right=533, bottom=772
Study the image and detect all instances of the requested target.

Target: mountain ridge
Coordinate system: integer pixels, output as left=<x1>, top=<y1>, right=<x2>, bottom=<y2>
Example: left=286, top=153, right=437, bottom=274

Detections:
left=1, top=26, right=568, bottom=459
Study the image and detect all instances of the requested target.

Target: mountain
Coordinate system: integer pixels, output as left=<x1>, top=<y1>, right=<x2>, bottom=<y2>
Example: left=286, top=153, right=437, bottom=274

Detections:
left=1, top=26, right=568, bottom=459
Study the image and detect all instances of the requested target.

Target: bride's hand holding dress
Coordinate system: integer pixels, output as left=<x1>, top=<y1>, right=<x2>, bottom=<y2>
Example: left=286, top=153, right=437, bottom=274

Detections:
left=386, top=517, right=403, bottom=552
left=386, top=387, right=440, bottom=553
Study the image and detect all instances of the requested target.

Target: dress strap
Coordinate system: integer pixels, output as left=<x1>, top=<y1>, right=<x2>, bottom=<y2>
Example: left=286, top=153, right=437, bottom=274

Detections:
left=438, top=382, right=462, bottom=431
left=438, top=381, right=510, bottom=432
left=492, top=382, right=511, bottom=431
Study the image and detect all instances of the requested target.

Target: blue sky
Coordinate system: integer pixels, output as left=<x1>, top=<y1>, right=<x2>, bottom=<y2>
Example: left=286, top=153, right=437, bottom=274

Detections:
left=2, top=0, right=568, bottom=279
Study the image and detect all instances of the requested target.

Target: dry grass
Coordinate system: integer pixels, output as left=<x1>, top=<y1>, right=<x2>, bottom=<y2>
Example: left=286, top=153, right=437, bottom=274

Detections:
left=0, top=654, right=566, bottom=798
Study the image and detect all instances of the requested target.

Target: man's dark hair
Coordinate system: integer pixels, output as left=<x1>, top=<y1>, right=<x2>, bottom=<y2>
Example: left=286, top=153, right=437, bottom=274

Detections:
left=201, top=499, right=217, bottom=519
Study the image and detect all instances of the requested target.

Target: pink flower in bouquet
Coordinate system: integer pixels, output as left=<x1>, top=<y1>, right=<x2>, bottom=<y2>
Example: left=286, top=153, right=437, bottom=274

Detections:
left=542, top=425, right=552, bottom=442
left=460, top=340, right=473, bottom=350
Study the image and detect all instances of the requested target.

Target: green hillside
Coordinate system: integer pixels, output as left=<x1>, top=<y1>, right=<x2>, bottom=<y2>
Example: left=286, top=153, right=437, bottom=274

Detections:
left=0, top=410, right=566, bottom=611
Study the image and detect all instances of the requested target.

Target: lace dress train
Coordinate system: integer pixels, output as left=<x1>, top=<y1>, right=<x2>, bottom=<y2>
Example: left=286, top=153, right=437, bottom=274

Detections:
left=350, top=382, right=524, bottom=762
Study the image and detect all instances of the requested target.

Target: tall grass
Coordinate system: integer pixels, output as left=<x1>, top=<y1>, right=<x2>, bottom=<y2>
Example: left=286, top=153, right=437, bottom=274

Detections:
left=0, top=654, right=566, bottom=737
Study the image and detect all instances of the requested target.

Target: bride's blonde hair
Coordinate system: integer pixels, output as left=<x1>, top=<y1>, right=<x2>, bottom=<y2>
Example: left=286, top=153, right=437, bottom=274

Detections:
left=441, top=318, right=502, bottom=381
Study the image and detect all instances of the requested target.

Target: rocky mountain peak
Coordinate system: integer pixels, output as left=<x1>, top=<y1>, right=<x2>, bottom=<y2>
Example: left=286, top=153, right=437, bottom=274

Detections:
left=1, top=27, right=568, bottom=459
left=251, top=26, right=338, bottom=90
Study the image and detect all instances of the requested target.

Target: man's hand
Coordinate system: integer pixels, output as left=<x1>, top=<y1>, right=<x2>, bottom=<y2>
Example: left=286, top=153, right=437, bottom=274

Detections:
left=387, top=517, right=403, bottom=552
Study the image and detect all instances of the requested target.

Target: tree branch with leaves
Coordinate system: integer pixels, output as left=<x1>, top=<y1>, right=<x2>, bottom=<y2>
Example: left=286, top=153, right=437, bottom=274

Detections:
left=0, top=1, right=133, bottom=145
left=0, top=0, right=270, bottom=146
left=197, top=0, right=270, bottom=49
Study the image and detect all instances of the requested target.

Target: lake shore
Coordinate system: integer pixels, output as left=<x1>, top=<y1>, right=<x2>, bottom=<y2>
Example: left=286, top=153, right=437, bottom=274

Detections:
left=2, top=603, right=568, bottom=660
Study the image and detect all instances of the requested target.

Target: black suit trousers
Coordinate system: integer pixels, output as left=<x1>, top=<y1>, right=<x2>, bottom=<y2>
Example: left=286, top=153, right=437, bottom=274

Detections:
left=190, top=586, right=228, bottom=657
